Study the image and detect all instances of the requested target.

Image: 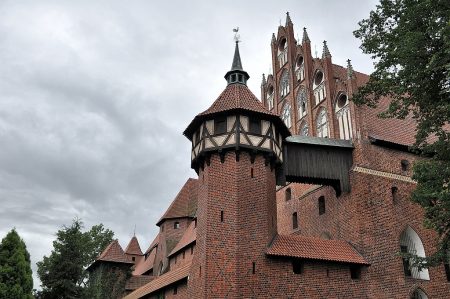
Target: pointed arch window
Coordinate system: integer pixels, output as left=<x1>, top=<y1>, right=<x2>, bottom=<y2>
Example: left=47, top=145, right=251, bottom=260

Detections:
left=299, top=122, right=308, bottom=136
left=295, top=56, right=305, bottom=81
left=281, top=103, right=292, bottom=128
left=313, top=70, right=326, bottom=105
left=278, top=38, right=288, bottom=66
left=316, top=108, right=329, bottom=138
left=280, top=70, right=290, bottom=97
left=266, top=85, right=274, bottom=110
left=399, top=226, right=430, bottom=280
left=297, top=87, right=307, bottom=119
left=335, top=93, right=352, bottom=140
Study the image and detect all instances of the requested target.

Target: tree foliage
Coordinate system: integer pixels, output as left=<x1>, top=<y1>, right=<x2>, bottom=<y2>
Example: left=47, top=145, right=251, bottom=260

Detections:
left=0, top=229, right=33, bottom=299
left=36, top=219, right=114, bottom=299
left=353, top=0, right=450, bottom=267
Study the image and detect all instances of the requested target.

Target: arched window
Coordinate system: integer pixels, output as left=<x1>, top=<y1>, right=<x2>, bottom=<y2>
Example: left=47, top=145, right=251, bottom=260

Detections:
left=281, top=103, right=292, bottom=128
left=316, top=108, right=329, bottom=138
left=280, top=70, right=290, bottom=97
left=297, top=87, right=307, bottom=119
left=299, top=122, right=309, bottom=136
left=313, top=70, right=326, bottom=105
left=278, top=38, right=288, bottom=66
left=335, top=93, right=353, bottom=140
left=399, top=226, right=430, bottom=280
left=295, top=56, right=305, bottom=81
left=266, top=85, right=274, bottom=110
left=410, top=288, right=428, bottom=299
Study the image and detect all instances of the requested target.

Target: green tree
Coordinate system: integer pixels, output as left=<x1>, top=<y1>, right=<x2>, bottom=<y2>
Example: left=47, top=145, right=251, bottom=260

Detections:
left=36, top=219, right=114, bottom=299
left=0, top=229, right=33, bottom=299
left=353, top=0, right=450, bottom=268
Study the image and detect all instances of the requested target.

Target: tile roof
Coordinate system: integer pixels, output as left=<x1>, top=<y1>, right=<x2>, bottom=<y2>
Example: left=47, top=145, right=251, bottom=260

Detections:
left=168, top=221, right=196, bottom=257
left=125, top=236, right=143, bottom=256
left=157, top=178, right=198, bottom=225
left=123, top=263, right=191, bottom=299
left=97, top=239, right=131, bottom=263
left=133, top=246, right=157, bottom=276
left=266, top=235, right=369, bottom=265
left=183, top=83, right=291, bottom=138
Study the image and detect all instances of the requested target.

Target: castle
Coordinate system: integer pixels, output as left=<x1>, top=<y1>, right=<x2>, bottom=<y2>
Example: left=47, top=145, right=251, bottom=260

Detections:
left=87, top=13, right=450, bottom=299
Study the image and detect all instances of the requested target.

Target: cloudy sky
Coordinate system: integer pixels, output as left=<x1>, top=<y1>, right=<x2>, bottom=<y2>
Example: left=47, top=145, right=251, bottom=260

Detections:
left=0, top=0, right=378, bottom=289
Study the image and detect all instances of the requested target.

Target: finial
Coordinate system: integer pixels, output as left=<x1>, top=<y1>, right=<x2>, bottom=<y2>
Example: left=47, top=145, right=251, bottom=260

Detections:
left=233, top=27, right=240, bottom=43
left=133, top=224, right=136, bottom=237
left=285, top=12, right=292, bottom=26
left=224, top=35, right=250, bottom=85
left=261, top=73, right=266, bottom=86
left=271, top=33, right=276, bottom=44
left=302, top=27, right=310, bottom=43
left=347, top=59, right=354, bottom=79
left=322, top=40, right=331, bottom=58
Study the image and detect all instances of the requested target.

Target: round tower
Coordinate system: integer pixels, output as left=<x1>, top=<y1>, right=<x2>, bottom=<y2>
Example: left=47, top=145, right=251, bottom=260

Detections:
left=184, top=40, right=290, bottom=298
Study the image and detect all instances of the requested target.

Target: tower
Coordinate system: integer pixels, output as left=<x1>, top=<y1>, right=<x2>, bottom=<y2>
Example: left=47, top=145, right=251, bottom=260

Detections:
left=183, top=40, right=290, bottom=298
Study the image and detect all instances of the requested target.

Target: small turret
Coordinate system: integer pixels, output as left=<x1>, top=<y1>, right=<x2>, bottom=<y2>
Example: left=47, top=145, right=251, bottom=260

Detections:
left=224, top=41, right=250, bottom=85
left=347, top=59, right=354, bottom=79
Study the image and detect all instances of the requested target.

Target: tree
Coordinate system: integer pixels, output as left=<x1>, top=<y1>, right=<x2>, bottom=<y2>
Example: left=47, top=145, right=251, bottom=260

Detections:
left=0, top=229, right=33, bottom=299
left=353, top=0, right=450, bottom=268
left=36, top=219, right=114, bottom=299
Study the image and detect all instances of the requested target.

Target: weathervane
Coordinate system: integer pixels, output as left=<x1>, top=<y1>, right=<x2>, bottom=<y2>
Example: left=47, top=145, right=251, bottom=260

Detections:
left=233, top=27, right=240, bottom=43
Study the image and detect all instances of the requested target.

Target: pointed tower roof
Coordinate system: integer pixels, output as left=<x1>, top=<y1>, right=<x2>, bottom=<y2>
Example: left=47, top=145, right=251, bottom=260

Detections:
left=224, top=41, right=250, bottom=85
left=302, top=27, right=310, bottom=43
left=97, top=239, right=132, bottom=264
left=322, top=40, right=331, bottom=58
left=285, top=12, right=292, bottom=26
left=125, top=236, right=143, bottom=256
left=261, top=73, right=266, bottom=87
left=347, top=59, right=354, bottom=79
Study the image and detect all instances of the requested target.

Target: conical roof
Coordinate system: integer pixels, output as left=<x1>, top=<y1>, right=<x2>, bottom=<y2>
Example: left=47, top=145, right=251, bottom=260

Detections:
left=97, top=239, right=130, bottom=263
left=224, top=41, right=249, bottom=85
left=125, top=236, right=143, bottom=256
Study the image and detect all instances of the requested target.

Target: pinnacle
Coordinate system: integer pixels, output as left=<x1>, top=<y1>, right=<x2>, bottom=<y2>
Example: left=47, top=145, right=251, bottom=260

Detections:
left=285, top=12, right=292, bottom=26
left=261, top=73, right=266, bottom=86
left=302, top=27, right=310, bottom=43
left=322, top=40, right=331, bottom=58
left=347, top=59, right=354, bottom=79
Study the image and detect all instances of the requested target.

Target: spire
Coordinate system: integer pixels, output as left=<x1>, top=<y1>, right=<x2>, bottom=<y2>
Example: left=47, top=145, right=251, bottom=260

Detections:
left=271, top=33, right=276, bottom=44
left=322, top=40, right=331, bottom=58
left=302, top=27, right=310, bottom=43
left=347, top=59, right=354, bottom=79
left=224, top=39, right=250, bottom=85
left=261, top=73, right=266, bottom=87
left=285, top=12, right=292, bottom=26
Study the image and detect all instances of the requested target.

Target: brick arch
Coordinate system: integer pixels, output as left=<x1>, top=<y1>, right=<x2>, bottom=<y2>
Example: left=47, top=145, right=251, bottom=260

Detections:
left=408, top=285, right=429, bottom=299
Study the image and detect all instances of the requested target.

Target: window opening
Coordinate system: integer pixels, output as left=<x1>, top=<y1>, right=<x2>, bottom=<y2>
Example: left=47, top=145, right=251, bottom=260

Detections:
left=292, top=212, right=298, bottom=229
left=214, top=117, right=227, bottom=134
left=220, top=210, right=224, bottom=222
left=174, top=222, right=180, bottom=229
left=285, top=188, right=291, bottom=201
left=292, top=259, right=303, bottom=274
left=249, top=119, right=261, bottom=134
left=318, top=196, right=325, bottom=215
left=350, top=266, right=361, bottom=280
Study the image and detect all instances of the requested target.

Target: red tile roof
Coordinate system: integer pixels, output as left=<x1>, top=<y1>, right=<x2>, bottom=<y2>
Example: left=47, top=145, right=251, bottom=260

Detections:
left=157, top=178, right=198, bottom=225
left=133, top=246, right=157, bottom=276
left=183, top=83, right=291, bottom=138
left=168, top=221, right=196, bottom=257
left=123, top=263, right=191, bottom=299
left=97, top=239, right=131, bottom=263
left=266, top=235, right=369, bottom=265
left=125, top=236, right=143, bottom=256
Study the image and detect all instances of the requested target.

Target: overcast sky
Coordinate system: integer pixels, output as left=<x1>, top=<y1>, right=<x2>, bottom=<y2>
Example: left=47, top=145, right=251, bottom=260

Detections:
left=0, top=0, right=378, bottom=289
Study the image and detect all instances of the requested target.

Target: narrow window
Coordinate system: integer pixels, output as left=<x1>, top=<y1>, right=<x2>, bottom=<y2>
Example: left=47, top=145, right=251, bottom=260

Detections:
left=292, top=212, right=298, bottom=230
left=400, top=245, right=412, bottom=277
left=132, top=256, right=136, bottom=262
left=199, top=266, right=202, bottom=277
left=183, top=251, right=185, bottom=259
left=350, top=266, right=361, bottom=280
left=318, top=196, right=325, bottom=215
left=214, top=116, right=227, bottom=134
left=220, top=210, right=224, bottom=222
left=444, top=263, right=450, bottom=281
left=391, top=186, right=398, bottom=202
left=194, top=218, right=197, bottom=227
left=249, top=119, right=261, bottom=134
left=250, top=168, right=254, bottom=178
left=238, top=74, right=243, bottom=82
left=285, top=188, right=291, bottom=201
left=401, top=159, right=410, bottom=172
left=292, top=259, right=303, bottom=274
left=191, top=247, right=194, bottom=255
left=174, top=222, right=180, bottom=229
left=174, top=286, right=178, bottom=295
left=252, top=262, right=256, bottom=274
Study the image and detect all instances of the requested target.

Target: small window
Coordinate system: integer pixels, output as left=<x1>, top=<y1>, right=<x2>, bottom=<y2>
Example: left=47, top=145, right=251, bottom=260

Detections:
left=292, top=212, right=298, bottom=230
left=401, top=159, right=410, bottom=172
left=314, top=71, right=324, bottom=86
left=173, top=286, right=178, bottom=295
left=238, top=74, right=243, bottom=82
left=220, top=210, right=224, bottom=222
left=174, top=222, right=180, bottom=229
left=318, top=196, right=325, bottom=215
left=231, top=74, right=237, bottom=82
left=444, top=263, right=450, bottom=281
left=292, top=259, right=303, bottom=274
left=350, top=265, right=361, bottom=280
left=391, top=186, right=398, bottom=202
left=132, top=256, right=136, bottom=262
left=214, top=116, right=227, bottom=134
left=285, top=188, right=291, bottom=201
left=252, top=262, right=256, bottom=274
left=249, top=118, right=261, bottom=134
